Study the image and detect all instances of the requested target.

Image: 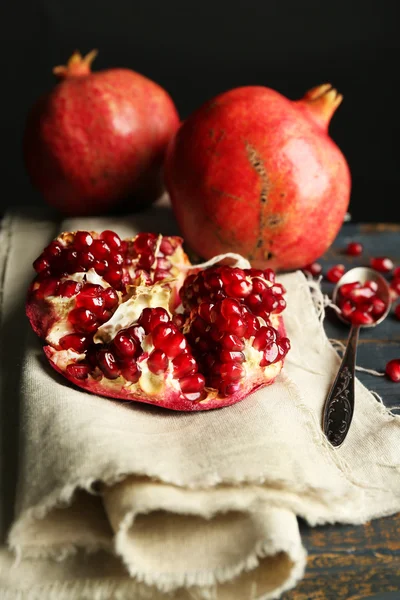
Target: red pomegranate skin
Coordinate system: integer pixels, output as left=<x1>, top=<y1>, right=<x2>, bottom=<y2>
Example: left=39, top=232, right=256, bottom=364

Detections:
left=24, top=51, right=180, bottom=216
left=165, top=84, right=351, bottom=271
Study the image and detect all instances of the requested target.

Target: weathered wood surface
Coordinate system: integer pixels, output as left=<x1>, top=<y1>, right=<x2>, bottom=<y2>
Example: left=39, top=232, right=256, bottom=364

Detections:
left=283, top=222, right=400, bottom=600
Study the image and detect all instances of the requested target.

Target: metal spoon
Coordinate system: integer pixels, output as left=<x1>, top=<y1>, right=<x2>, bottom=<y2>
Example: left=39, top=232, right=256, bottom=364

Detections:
left=322, top=267, right=391, bottom=448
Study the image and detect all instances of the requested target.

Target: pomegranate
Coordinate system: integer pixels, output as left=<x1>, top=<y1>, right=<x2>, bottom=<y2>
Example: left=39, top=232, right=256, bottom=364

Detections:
left=165, top=84, right=351, bottom=271
left=337, top=279, right=388, bottom=326
left=24, top=51, right=180, bottom=216
left=26, top=232, right=290, bottom=411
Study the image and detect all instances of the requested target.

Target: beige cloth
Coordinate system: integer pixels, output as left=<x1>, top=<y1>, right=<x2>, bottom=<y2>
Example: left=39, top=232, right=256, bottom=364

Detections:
left=0, top=207, right=399, bottom=599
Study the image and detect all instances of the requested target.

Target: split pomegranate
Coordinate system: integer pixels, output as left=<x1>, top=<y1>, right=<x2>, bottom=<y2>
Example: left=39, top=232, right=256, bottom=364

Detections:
left=337, top=279, right=388, bottom=326
left=165, top=84, right=351, bottom=271
left=26, top=231, right=290, bottom=411
left=370, top=257, right=394, bottom=273
left=385, top=360, right=400, bottom=383
left=346, top=242, right=363, bottom=256
left=24, top=51, right=180, bottom=216
left=326, top=264, right=345, bottom=283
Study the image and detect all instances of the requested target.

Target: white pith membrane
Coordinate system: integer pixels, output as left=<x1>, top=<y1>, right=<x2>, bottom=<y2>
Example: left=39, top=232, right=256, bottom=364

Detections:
left=37, top=252, right=288, bottom=406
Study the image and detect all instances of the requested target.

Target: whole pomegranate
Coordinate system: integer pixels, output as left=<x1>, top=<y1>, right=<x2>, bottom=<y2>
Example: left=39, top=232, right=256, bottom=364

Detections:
left=165, top=84, right=351, bottom=271
left=26, top=230, right=290, bottom=411
left=24, top=51, right=180, bottom=216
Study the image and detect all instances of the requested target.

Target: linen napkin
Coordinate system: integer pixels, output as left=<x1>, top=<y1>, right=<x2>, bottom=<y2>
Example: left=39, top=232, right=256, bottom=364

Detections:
left=1, top=206, right=399, bottom=600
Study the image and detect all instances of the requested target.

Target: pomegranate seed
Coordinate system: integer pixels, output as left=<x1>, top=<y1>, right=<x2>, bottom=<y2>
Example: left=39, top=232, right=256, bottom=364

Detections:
left=65, top=250, right=79, bottom=273
left=302, top=262, right=322, bottom=277
left=263, top=269, right=275, bottom=283
left=339, top=282, right=361, bottom=298
left=120, top=360, right=141, bottom=382
left=271, top=284, right=285, bottom=296
left=160, top=237, right=174, bottom=255
left=156, top=257, right=171, bottom=271
left=220, top=350, right=245, bottom=363
left=97, top=349, right=120, bottom=379
left=102, top=287, right=119, bottom=309
left=92, top=240, right=111, bottom=259
left=151, top=323, right=175, bottom=346
left=66, top=363, right=89, bottom=380
left=226, top=315, right=246, bottom=337
left=139, top=307, right=170, bottom=334
left=220, top=333, right=245, bottom=351
left=246, top=293, right=263, bottom=312
left=204, top=273, right=223, bottom=290
left=394, top=305, right=400, bottom=320
left=172, top=314, right=186, bottom=329
left=33, top=256, right=50, bottom=273
left=390, top=279, right=400, bottom=297
left=198, top=302, right=214, bottom=322
left=179, top=373, right=206, bottom=394
left=68, top=308, right=97, bottom=333
left=371, top=297, right=386, bottom=318
left=104, top=269, right=123, bottom=287
left=340, top=299, right=355, bottom=319
left=147, top=349, right=169, bottom=374
left=109, top=253, right=124, bottom=267
left=94, top=260, right=108, bottom=275
left=59, top=334, right=90, bottom=352
left=218, top=381, right=241, bottom=397
left=248, top=268, right=264, bottom=277
left=364, top=280, right=379, bottom=292
left=348, top=286, right=376, bottom=305
left=220, top=298, right=242, bottom=319
left=36, top=277, right=60, bottom=297
left=154, top=269, right=172, bottom=282
left=127, top=325, right=145, bottom=344
left=252, top=279, right=269, bottom=294
left=326, top=265, right=345, bottom=283
left=253, top=326, right=276, bottom=350
left=152, top=324, right=187, bottom=358
left=219, top=362, right=244, bottom=382
left=350, top=310, right=374, bottom=325
left=172, top=354, right=197, bottom=378
left=100, top=230, right=122, bottom=250
left=260, top=342, right=280, bottom=366
left=385, top=359, right=400, bottom=382
left=76, top=293, right=105, bottom=317
left=80, top=251, right=95, bottom=269
left=58, top=280, right=82, bottom=298
left=74, top=231, right=93, bottom=250
left=134, top=233, right=157, bottom=254
left=394, top=267, right=400, bottom=279
left=137, top=253, right=155, bottom=270
left=43, top=241, right=63, bottom=259
left=80, top=283, right=104, bottom=296
left=243, top=313, right=260, bottom=338
left=370, top=257, right=393, bottom=273
left=226, top=280, right=252, bottom=297
left=112, top=331, right=138, bottom=359
left=278, top=337, right=291, bottom=356
left=346, top=242, right=363, bottom=256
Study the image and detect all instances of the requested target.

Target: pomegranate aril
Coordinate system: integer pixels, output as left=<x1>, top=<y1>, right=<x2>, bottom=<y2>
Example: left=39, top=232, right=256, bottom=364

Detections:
left=394, top=305, right=400, bottom=320
left=302, top=262, right=322, bottom=277
left=160, top=237, right=174, bottom=255
left=198, top=302, right=214, bottom=322
left=119, top=360, right=141, bottom=382
left=134, top=232, right=157, bottom=254
left=220, top=267, right=245, bottom=285
left=218, top=382, right=241, bottom=397
left=364, top=280, right=379, bottom=292
left=92, top=239, right=111, bottom=259
left=220, top=298, right=242, bottom=319
left=244, top=313, right=260, bottom=338
left=340, top=300, right=355, bottom=319
left=112, top=331, right=138, bottom=359
left=100, top=230, right=122, bottom=250
left=390, top=279, right=400, bottom=297
left=219, top=362, right=244, bottom=382
left=172, top=314, right=186, bottom=329
left=246, top=293, right=262, bottom=312
left=394, top=267, right=400, bottom=279
left=127, top=325, right=145, bottom=344
left=263, top=268, right=275, bottom=283
left=209, top=326, right=224, bottom=342
left=272, top=297, right=286, bottom=314
left=109, top=253, right=124, bottom=267
left=151, top=323, right=175, bottom=346
left=77, top=293, right=105, bottom=317
left=147, top=349, right=169, bottom=374
left=350, top=310, right=374, bottom=325
left=179, top=373, right=206, bottom=394
left=97, top=349, right=120, bottom=379
left=33, top=256, right=50, bottom=273
left=220, top=350, right=245, bottom=363
left=44, top=241, right=63, bottom=259
left=68, top=308, right=97, bottom=333
left=271, top=284, right=285, bottom=296
left=326, top=264, right=345, bottom=283
left=253, top=326, right=276, bottom=350
left=220, top=333, right=245, bottom=351
left=94, top=259, right=108, bottom=275
left=348, top=286, right=376, bottom=304
left=252, top=279, right=268, bottom=294
left=104, top=269, right=123, bottom=287
left=370, top=257, right=393, bottom=273
left=339, top=281, right=361, bottom=298
left=37, top=277, right=60, bottom=297
left=59, top=334, right=90, bottom=352
left=74, top=231, right=93, bottom=250
left=154, top=269, right=171, bottom=282
left=205, top=273, right=223, bottom=290
left=278, top=337, right=291, bottom=356
left=260, top=342, right=280, bottom=366
left=371, top=297, right=386, bottom=317
left=173, top=354, right=197, bottom=378
left=156, top=257, right=171, bottom=271
left=247, top=268, right=264, bottom=278
left=65, top=250, right=79, bottom=273
left=80, top=251, right=95, bottom=269
left=385, top=359, right=400, bottom=382
left=66, top=363, right=90, bottom=380
left=137, top=253, right=155, bottom=270
left=226, top=280, right=252, bottom=297
left=226, top=315, right=246, bottom=336
left=346, top=242, right=363, bottom=256
left=139, top=307, right=170, bottom=333
left=102, top=287, right=119, bottom=309
left=58, top=280, right=82, bottom=298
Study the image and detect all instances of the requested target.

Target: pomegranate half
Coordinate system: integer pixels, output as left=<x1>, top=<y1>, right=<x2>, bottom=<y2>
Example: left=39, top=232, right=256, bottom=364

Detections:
left=165, top=84, right=351, bottom=271
left=26, top=231, right=290, bottom=411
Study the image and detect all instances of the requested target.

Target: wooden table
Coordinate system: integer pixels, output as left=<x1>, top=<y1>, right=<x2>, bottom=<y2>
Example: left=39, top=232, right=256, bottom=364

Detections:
left=283, top=223, right=400, bottom=600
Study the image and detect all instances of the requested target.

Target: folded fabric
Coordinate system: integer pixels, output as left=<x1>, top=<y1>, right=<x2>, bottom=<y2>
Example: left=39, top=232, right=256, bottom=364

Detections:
left=1, top=208, right=399, bottom=600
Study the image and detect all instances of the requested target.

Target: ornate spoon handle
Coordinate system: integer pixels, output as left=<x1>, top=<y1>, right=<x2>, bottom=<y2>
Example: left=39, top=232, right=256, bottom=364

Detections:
left=322, top=325, right=360, bottom=447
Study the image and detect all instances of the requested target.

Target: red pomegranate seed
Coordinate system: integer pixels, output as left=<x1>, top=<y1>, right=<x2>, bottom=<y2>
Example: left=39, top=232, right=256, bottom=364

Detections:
left=393, top=267, right=400, bottom=279
left=370, top=257, right=394, bottom=273
left=226, top=280, right=252, bottom=297
left=66, top=363, right=90, bottom=380
left=390, top=279, right=400, bottom=297
left=348, top=286, right=376, bottom=305
left=385, top=359, right=400, bottom=382
left=220, top=350, right=245, bottom=363
left=339, top=281, right=361, bottom=298
left=371, top=297, right=387, bottom=318
left=100, top=230, right=122, bottom=250
left=36, top=277, right=60, bottom=297
left=154, top=269, right=172, bottom=282
left=138, top=307, right=169, bottom=333
left=102, top=287, right=119, bottom=309
left=33, top=256, right=50, bottom=273
left=204, top=272, right=223, bottom=290
left=152, top=324, right=187, bottom=358
left=172, top=314, right=186, bottom=329
left=271, top=284, right=286, bottom=296
left=172, top=354, right=197, bottom=378
left=248, top=268, right=264, bottom=277
left=346, top=242, right=363, bottom=256
left=219, top=362, right=244, bottom=382
left=220, top=298, right=242, bottom=319
left=97, top=349, right=120, bottom=379
left=76, top=293, right=105, bottom=317
left=68, top=308, right=97, bottom=333
left=364, top=280, right=379, bottom=292
left=134, top=233, right=157, bottom=254
left=44, top=241, right=63, bottom=259
left=303, top=262, right=322, bottom=277
left=394, top=305, right=400, bottom=320
left=137, top=253, right=155, bottom=270
left=120, top=360, right=141, bottom=382
left=278, top=337, right=291, bottom=355
left=252, top=279, right=268, bottom=295
left=220, top=333, right=245, bottom=351
left=151, top=323, right=175, bottom=346
left=65, top=249, right=79, bottom=273
left=326, top=264, right=345, bottom=283
left=218, top=382, right=241, bottom=397
left=243, top=313, right=260, bottom=338
left=263, top=268, right=275, bottom=283
left=179, top=373, right=206, bottom=394
left=127, top=325, right=145, bottom=344
left=94, top=259, right=108, bottom=275
left=226, top=315, right=246, bottom=337
left=58, top=280, right=82, bottom=298
left=147, top=349, right=169, bottom=374
left=160, top=237, right=174, bottom=255
left=109, top=253, right=124, bottom=267
left=350, top=310, right=374, bottom=325
left=198, top=302, right=214, bottom=322
left=104, top=269, right=123, bottom=287
left=74, top=231, right=93, bottom=250
left=260, top=342, right=280, bottom=366
left=92, top=240, right=111, bottom=259
left=59, top=334, right=90, bottom=352
left=253, top=326, right=276, bottom=351
left=340, top=299, right=355, bottom=319
left=80, top=251, right=95, bottom=269
left=220, top=267, right=243, bottom=285
left=112, top=331, right=138, bottom=359
left=246, top=293, right=263, bottom=313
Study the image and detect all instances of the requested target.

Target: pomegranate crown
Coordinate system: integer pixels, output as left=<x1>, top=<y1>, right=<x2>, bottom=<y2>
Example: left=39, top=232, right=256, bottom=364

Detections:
left=53, top=49, right=98, bottom=78
left=297, top=83, right=343, bottom=130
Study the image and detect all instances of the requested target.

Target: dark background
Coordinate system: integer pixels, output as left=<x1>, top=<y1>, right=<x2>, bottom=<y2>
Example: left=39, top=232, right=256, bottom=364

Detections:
left=1, top=0, right=399, bottom=221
